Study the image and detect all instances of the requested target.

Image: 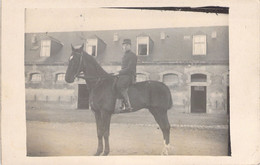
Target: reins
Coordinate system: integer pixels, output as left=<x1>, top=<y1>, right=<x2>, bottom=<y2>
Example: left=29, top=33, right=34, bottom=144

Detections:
left=72, top=51, right=117, bottom=81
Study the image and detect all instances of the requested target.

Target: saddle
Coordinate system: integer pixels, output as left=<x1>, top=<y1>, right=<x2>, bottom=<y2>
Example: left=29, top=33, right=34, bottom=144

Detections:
left=112, top=76, right=136, bottom=113
left=112, top=75, right=136, bottom=99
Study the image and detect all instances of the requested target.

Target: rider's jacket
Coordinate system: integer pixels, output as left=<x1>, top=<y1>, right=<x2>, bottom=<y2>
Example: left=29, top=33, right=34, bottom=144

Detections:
left=119, top=50, right=137, bottom=76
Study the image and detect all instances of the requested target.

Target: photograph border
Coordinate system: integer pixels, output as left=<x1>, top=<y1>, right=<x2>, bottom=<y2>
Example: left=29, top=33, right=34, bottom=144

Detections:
left=1, top=0, right=260, bottom=164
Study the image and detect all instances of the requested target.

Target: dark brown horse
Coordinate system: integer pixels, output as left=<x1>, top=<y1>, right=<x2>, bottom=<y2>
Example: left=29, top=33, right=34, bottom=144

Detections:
left=65, top=44, right=173, bottom=156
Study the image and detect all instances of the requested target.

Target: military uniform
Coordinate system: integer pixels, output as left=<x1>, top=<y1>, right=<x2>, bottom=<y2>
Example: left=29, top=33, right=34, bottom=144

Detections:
left=116, top=50, right=137, bottom=90
left=116, top=39, right=137, bottom=112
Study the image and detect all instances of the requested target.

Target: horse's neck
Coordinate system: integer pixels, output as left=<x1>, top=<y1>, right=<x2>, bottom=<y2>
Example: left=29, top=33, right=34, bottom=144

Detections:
left=83, top=61, right=112, bottom=91
left=95, top=64, right=109, bottom=76
left=83, top=55, right=108, bottom=77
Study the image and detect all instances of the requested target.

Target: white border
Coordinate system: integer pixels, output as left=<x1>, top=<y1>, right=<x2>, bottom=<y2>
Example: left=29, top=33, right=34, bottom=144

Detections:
left=2, top=0, right=260, bottom=165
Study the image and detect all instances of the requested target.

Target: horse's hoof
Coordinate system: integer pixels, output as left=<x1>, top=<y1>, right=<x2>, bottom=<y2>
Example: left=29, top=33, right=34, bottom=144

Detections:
left=94, top=150, right=103, bottom=156
left=161, top=144, right=172, bottom=155
left=102, top=151, right=109, bottom=156
left=161, top=146, right=169, bottom=155
left=161, top=150, right=169, bottom=155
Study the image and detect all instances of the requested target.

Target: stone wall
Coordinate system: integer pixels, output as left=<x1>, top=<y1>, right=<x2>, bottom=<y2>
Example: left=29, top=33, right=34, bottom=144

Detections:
left=25, top=64, right=229, bottom=113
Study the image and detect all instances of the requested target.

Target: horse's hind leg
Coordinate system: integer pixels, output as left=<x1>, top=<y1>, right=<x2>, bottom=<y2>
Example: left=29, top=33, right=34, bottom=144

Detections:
left=149, top=108, right=171, bottom=155
left=160, top=111, right=171, bottom=155
left=94, top=111, right=103, bottom=156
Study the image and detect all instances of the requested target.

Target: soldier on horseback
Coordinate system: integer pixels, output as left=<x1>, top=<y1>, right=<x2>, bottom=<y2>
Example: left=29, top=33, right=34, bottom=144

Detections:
left=66, top=43, right=172, bottom=155
left=114, top=39, right=137, bottom=112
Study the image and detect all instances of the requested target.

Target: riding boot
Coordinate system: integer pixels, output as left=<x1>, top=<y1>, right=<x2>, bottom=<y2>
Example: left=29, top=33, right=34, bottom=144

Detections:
left=121, top=89, right=133, bottom=112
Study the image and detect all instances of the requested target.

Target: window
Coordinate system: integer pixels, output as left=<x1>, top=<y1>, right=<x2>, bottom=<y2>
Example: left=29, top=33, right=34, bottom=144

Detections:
left=30, top=73, right=41, bottom=82
left=113, top=33, right=119, bottom=41
left=191, top=74, right=207, bottom=82
left=136, top=73, right=147, bottom=82
left=86, top=45, right=96, bottom=57
left=136, top=36, right=153, bottom=56
left=193, top=35, right=206, bottom=55
left=86, top=39, right=97, bottom=57
left=211, top=31, right=217, bottom=38
left=56, top=73, right=65, bottom=82
left=160, top=32, right=166, bottom=40
left=40, top=40, right=51, bottom=57
left=138, top=44, right=147, bottom=55
left=163, top=74, right=179, bottom=86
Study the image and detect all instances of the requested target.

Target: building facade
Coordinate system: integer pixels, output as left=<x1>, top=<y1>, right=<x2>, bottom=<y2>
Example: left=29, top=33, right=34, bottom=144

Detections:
left=25, top=26, right=229, bottom=114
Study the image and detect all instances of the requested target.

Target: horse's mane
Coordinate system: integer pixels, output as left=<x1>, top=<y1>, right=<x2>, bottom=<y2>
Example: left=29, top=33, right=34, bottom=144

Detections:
left=83, top=51, right=108, bottom=76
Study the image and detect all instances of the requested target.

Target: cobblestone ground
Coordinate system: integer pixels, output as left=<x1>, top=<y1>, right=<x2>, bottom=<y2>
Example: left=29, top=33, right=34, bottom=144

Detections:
left=26, top=109, right=229, bottom=156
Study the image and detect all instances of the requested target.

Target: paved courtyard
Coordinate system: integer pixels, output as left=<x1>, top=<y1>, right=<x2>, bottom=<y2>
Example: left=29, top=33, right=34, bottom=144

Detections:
left=26, top=109, right=230, bottom=156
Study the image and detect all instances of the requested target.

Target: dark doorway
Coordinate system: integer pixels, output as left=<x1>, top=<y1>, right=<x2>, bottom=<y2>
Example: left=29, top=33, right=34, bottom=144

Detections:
left=78, top=84, right=90, bottom=109
left=191, top=86, right=206, bottom=113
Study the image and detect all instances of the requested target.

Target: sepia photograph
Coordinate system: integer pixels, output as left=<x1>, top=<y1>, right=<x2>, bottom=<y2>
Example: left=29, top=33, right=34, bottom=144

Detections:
left=1, top=0, right=259, bottom=164
left=25, top=7, right=230, bottom=156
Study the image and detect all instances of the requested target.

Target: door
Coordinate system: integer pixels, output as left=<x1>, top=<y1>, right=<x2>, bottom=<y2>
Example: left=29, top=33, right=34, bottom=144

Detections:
left=191, top=86, right=206, bottom=113
left=78, top=84, right=90, bottom=109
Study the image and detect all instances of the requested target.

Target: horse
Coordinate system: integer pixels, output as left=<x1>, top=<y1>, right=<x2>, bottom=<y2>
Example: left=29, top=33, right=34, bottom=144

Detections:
left=65, top=44, right=173, bottom=156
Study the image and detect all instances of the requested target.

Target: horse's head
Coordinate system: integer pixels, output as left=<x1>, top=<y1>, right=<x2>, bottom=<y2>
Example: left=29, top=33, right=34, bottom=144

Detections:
left=65, top=44, right=84, bottom=83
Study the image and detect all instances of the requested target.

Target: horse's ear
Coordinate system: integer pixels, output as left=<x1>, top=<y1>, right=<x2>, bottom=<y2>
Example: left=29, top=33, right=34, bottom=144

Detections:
left=79, top=43, right=84, bottom=51
left=71, top=44, right=75, bottom=51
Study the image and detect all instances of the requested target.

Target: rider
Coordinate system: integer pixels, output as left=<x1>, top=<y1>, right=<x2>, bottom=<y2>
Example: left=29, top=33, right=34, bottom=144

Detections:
left=115, top=39, right=137, bottom=112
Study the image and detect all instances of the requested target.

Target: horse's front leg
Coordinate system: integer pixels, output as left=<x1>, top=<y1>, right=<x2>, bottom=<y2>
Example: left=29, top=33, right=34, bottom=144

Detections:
left=94, top=111, right=103, bottom=156
left=101, top=111, right=112, bottom=156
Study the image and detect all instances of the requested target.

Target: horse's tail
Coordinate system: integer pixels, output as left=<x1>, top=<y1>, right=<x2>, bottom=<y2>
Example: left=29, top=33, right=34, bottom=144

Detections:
left=167, top=87, right=173, bottom=110
left=162, top=82, right=173, bottom=110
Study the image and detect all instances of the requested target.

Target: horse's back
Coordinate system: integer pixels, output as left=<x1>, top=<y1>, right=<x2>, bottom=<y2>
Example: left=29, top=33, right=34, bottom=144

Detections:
left=129, top=80, right=173, bottom=110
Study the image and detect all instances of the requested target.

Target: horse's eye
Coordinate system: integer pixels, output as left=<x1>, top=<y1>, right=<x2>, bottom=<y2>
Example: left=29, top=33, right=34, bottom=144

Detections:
left=69, top=56, right=73, bottom=61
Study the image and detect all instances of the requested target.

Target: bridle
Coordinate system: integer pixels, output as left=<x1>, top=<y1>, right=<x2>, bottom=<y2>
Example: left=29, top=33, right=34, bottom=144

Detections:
left=71, top=51, right=116, bottom=81
left=70, top=50, right=118, bottom=90
left=72, top=51, right=84, bottom=80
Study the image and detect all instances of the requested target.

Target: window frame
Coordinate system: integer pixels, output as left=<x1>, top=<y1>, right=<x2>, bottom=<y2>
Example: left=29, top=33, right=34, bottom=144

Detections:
left=40, top=40, right=51, bottom=57
left=136, top=36, right=150, bottom=56
left=187, top=71, right=212, bottom=86
left=86, top=39, right=98, bottom=57
left=192, top=35, right=207, bottom=56
left=55, top=73, right=66, bottom=83
left=30, top=73, right=42, bottom=83
left=191, top=73, right=207, bottom=82
left=162, top=73, right=179, bottom=87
